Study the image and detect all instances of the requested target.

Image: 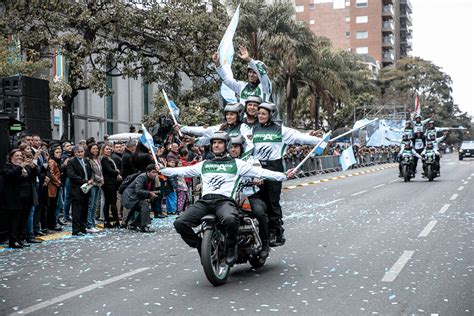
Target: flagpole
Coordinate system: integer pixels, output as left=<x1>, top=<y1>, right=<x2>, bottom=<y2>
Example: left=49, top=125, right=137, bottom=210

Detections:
left=293, top=133, right=331, bottom=172
left=162, top=89, right=183, bottom=137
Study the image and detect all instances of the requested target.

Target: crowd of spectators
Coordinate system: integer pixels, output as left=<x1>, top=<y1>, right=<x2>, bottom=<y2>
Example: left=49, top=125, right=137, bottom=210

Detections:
left=0, top=130, right=209, bottom=249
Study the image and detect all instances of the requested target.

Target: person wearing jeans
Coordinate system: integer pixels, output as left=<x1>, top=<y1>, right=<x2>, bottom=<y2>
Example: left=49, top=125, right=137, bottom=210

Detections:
left=86, top=143, right=103, bottom=233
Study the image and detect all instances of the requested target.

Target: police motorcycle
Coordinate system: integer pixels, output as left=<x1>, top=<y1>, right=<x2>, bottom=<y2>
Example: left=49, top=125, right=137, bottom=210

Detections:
left=422, top=150, right=437, bottom=182
left=196, top=185, right=266, bottom=286
left=400, top=149, right=416, bottom=182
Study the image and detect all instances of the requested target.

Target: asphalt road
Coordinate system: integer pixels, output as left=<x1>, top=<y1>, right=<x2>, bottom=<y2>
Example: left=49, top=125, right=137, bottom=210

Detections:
left=0, top=154, right=472, bottom=315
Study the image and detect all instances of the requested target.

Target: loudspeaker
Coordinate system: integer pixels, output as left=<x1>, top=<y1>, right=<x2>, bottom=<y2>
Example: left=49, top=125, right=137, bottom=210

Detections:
left=0, top=78, right=3, bottom=95
left=23, top=117, right=52, bottom=140
left=2, top=96, right=51, bottom=120
left=2, top=75, right=49, bottom=99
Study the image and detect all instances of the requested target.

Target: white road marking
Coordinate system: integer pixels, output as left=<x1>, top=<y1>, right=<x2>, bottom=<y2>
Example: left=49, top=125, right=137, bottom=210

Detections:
left=389, top=179, right=399, bottom=183
left=319, top=198, right=344, bottom=207
left=287, top=185, right=297, bottom=189
left=467, top=177, right=472, bottom=180
left=372, top=184, right=385, bottom=189
left=438, top=204, right=451, bottom=214
left=418, top=220, right=438, bottom=238
left=382, top=251, right=415, bottom=282
left=351, top=190, right=368, bottom=196
left=457, top=186, right=464, bottom=191
left=450, top=194, right=458, bottom=200
left=12, top=267, right=150, bottom=315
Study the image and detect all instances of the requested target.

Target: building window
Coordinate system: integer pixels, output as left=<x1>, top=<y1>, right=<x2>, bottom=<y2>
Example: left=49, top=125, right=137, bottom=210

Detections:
left=345, top=1, right=350, bottom=6
left=345, top=16, right=350, bottom=22
left=356, top=15, right=368, bottom=23
left=355, top=0, right=367, bottom=8
left=309, top=19, right=315, bottom=25
left=356, top=31, right=368, bottom=39
left=309, top=3, right=315, bottom=10
left=295, top=5, right=304, bottom=13
left=345, top=31, right=351, bottom=37
left=356, top=47, right=368, bottom=54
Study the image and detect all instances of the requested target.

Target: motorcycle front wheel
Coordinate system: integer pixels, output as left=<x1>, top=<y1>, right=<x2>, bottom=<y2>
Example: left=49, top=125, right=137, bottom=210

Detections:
left=201, top=229, right=230, bottom=286
left=427, top=164, right=434, bottom=182
left=402, top=165, right=410, bottom=182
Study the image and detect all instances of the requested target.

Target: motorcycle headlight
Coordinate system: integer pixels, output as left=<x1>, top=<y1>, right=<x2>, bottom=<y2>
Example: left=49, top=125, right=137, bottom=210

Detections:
left=459, top=149, right=463, bottom=152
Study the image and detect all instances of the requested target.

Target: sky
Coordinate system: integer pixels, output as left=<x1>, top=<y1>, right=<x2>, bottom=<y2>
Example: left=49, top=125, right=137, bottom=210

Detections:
left=410, top=0, right=474, bottom=117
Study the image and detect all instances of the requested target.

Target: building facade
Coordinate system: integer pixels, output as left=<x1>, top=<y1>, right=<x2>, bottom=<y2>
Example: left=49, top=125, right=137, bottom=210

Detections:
left=292, top=0, right=412, bottom=68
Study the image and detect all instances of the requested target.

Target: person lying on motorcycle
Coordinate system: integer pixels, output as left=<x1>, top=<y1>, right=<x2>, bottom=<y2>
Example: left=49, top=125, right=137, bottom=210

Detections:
left=398, top=141, right=422, bottom=177
left=229, top=135, right=270, bottom=259
left=422, top=141, right=441, bottom=176
left=158, top=132, right=295, bottom=266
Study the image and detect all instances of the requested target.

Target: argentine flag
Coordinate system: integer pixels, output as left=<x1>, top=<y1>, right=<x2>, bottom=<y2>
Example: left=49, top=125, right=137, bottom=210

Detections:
left=310, top=133, right=331, bottom=156
left=140, top=124, right=156, bottom=153
left=339, top=146, right=357, bottom=171
left=218, top=5, right=240, bottom=103
left=168, top=100, right=179, bottom=120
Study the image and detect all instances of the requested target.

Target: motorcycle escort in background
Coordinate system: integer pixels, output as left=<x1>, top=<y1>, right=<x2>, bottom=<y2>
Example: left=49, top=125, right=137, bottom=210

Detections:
left=196, top=189, right=266, bottom=286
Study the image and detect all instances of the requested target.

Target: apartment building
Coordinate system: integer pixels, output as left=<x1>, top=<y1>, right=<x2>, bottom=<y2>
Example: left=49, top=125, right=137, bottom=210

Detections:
left=292, top=0, right=412, bottom=68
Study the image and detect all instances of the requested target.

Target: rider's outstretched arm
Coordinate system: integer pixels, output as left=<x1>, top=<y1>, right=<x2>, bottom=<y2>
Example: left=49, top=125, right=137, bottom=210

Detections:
left=159, top=162, right=203, bottom=178
left=282, top=126, right=323, bottom=146
left=236, top=159, right=287, bottom=181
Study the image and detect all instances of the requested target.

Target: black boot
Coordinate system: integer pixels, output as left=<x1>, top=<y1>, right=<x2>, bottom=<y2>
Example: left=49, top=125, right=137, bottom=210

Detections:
left=225, top=244, right=238, bottom=266
left=9, top=242, right=23, bottom=249
left=259, top=240, right=270, bottom=259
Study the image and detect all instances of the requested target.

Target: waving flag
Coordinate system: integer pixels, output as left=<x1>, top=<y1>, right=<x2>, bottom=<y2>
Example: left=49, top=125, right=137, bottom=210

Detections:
left=218, top=5, right=240, bottom=103
left=310, top=132, right=331, bottom=157
left=140, top=124, right=159, bottom=165
left=339, top=146, right=357, bottom=171
left=168, top=100, right=179, bottom=120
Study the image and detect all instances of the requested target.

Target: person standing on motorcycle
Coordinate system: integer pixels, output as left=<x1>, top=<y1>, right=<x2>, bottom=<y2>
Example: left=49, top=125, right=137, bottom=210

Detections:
left=425, top=120, right=437, bottom=139
left=158, top=132, right=294, bottom=265
left=252, top=102, right=323, bottom=247
left=229, top=135, right=270, bottom=259
left=426, top=132, right=448, bottom=176
left=403, top=121, right=415, bottom=140
left=412, top=131, right=426, bottom=174
left=213, top=46, right=272, bottom=104
left=398, top=141, right=422, bottom=177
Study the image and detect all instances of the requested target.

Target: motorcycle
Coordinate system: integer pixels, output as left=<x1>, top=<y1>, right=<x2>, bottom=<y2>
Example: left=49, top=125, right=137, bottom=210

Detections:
left=196, top=195, right=266, bottom=286
left=400, top=152, right=415, bottom=182
left=422, top=151, right=437, bottom=182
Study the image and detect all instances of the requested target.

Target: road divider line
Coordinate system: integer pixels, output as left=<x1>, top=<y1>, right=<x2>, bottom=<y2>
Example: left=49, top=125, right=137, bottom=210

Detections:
left=457, top=186, right=464, bottom=191
left=373, top=184, right=385, bottom=189
left=450, top=194, right=458, bottom=200
left=382, top=251, right=414, bottom=282
left=351, top=190, right=368, bottom=196
left=438, top=204, right=450, bottom=214
left=319, top=198, right=344, bottom=207
left=11, top=267, right=150, bottom=315
left=418, top=220, right=438, bottom=238
left=389, top=179, right=398, bottom=183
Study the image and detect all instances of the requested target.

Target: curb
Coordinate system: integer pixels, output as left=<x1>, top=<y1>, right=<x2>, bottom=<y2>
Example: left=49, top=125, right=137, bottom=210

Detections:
left=283, top=163, right=397, bottom=191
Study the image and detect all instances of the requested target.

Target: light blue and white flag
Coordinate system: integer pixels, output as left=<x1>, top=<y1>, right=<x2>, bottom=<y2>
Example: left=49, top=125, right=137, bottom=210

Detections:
left=168, top=100, right=179, bottom=120
left=339, top=146, right=357, bottom=171
left=140, top=124, right=159, bottom=165
left=218, top=5, right=240, bottom=103
left=310, top=132, right=331, bottom=157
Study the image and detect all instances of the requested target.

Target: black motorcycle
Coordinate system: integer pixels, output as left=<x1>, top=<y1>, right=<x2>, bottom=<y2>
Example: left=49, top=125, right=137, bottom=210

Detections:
left=422, top=151, right=437, bottom=182
left=400, top=152, right=415, bottom=182
left=196, top=199, right=265, bottom=286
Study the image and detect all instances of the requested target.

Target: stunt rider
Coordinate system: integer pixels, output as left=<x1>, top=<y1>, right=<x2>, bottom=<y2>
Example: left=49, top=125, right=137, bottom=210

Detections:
left=159, top=132, right=294, bottom=265
left=412, top=131, right=426, bottom=174
left=243, top=95, right=262, bottom=127
left=177, top=103, right=253, bottom=157
left=213, top=46, right=272, bottom=104
left=398, top=141, right=422, bottom=177
left=252, top=102, right=323, bottom=247
left=421, top=141, right=440, bottom=177
left=229, top=135, right=270, bottom=259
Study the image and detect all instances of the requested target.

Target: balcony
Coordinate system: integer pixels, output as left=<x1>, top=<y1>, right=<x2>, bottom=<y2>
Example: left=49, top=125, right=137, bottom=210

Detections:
left=382, top=51, right=395, bottom=63
left=400, top=0, right=413, bottom=13
left=400, top=12, right=413, bottom=26
left=382, top=36, right=395, bottom=48
left=382, top=21, right=395, bottom=33
left=382, top=5, right=394, bottom=17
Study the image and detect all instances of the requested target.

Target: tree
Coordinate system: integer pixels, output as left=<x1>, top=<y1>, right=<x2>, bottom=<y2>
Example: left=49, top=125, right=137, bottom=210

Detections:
left=0, top=36, right=49, bottom=77
left=0, top=0, right=227, bottom=139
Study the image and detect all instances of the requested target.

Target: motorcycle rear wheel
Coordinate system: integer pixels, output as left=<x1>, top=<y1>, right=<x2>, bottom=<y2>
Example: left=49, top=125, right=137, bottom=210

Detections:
left=201, top=229, right=230, bottom=286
